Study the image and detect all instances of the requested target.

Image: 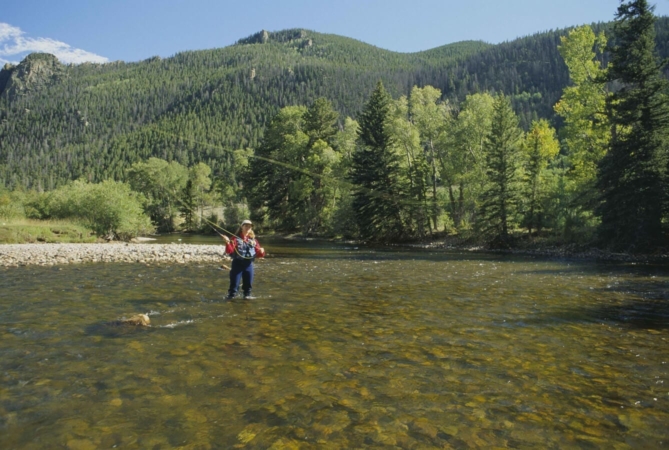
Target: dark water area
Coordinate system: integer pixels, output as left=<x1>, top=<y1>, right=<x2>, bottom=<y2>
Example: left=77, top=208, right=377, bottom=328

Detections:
left=1, top=237, right=668, bottom=448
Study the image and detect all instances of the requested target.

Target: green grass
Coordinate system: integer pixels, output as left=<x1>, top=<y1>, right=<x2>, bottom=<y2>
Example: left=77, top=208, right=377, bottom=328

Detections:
left=0, top=219, right=98, bottom=244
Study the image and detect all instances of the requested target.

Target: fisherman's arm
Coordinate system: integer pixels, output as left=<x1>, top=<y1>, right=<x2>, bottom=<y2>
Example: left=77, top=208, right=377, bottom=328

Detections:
left=255, top=240, right=266, bottom=258
left=220, top=235, right=235, bottom=254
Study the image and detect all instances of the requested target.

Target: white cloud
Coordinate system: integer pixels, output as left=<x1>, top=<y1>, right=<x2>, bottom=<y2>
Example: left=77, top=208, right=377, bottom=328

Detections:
left=0, top=22, right=108, bottom=65
left=0, top=23, right=23, bottom=42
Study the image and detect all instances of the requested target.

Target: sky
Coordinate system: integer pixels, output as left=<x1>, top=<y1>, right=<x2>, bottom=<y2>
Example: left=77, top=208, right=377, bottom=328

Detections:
left=2, top=0, right=669, bottom=65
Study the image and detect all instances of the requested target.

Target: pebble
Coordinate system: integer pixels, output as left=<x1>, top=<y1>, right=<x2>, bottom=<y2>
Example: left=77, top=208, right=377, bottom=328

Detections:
left=0, top=243, right=231, bottom=267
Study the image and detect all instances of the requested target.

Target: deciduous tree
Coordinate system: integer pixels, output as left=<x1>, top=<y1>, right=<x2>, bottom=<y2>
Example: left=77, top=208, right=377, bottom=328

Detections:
left=441, top=92, right=494, bottom=229
left=127, top=157, right=188, bottom=231
left=554, top=25, right=610, bottom=183
left=387, top=95, right=431, bottom=236
left=522, top=120, right=560, bottom=235
left=409, top=86, right=450, bottom=230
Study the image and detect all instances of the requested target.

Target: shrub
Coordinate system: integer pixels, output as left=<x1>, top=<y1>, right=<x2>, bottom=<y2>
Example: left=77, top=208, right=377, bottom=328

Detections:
left=48, top=180, right=154, bottom=240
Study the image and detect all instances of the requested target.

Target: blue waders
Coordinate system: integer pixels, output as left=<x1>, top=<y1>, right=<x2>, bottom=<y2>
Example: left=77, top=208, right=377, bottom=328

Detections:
left=228, top=259, right=254, bottom=298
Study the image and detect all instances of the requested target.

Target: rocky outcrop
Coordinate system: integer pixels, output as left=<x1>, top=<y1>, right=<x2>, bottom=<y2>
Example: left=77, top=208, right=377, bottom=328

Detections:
left=236, top=29, right=309, bottom=46
left=0, top=53, right=64, bottom=100
left=0, top=63, right=14, bottom=97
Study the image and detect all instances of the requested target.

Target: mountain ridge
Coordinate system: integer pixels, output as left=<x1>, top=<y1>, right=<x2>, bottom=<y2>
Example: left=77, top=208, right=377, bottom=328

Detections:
left=1, top=20, right=668, bottom=190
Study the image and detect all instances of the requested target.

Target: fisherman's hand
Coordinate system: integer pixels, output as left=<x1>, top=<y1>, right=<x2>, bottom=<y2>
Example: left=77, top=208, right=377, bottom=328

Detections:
left=222, top=235, right=230, bottom=243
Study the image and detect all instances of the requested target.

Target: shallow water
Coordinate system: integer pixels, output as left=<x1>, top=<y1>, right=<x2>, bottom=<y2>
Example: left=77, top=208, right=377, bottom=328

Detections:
left=1, top=238, right=668, bottom=448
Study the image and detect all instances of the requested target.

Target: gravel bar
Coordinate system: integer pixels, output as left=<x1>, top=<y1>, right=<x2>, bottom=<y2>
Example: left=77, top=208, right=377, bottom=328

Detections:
left=0, top=243, right=231, bottom=267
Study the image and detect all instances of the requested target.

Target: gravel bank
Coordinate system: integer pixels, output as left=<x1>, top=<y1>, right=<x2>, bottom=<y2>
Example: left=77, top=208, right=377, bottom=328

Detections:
left=0, top=243, right=231, bottom=267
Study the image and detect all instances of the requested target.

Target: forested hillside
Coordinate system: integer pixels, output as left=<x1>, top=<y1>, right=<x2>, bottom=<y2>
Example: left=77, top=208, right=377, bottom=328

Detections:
left=0, top=19, right=668, bottom=190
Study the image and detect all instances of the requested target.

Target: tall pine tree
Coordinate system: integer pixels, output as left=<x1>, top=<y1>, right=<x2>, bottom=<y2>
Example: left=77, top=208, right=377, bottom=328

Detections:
left=478, top=94, right=524, bottom=246
left=597, top=0, right=669, bottom=251
left=350, top=81, right=408, bottom=241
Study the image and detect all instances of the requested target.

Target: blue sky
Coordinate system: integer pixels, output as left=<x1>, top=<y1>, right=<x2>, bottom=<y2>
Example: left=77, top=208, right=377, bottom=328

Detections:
left=2, top=0, right=669, bottom=65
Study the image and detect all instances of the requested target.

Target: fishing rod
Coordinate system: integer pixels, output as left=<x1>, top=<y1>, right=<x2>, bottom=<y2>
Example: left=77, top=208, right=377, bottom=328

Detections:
left=170, top=190, right=239, bottom=238
left=166, top=188, right=258, bottom=261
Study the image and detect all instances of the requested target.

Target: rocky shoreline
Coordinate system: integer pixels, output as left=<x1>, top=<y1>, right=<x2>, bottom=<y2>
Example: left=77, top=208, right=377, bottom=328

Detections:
left=0, top=243, right=231, bottom=267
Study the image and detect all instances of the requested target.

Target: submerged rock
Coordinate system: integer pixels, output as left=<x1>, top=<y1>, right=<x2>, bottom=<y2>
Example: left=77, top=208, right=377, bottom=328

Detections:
left=113, top=314, right=151, bottom=327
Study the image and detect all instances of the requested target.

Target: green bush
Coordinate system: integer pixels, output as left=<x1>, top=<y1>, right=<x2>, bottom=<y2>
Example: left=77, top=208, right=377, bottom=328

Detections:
left=47, top=180, right=154, bottom=240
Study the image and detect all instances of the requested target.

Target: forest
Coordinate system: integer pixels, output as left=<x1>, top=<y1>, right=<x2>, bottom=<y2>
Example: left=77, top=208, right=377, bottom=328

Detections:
left=0, top=0, right=668, bottom=251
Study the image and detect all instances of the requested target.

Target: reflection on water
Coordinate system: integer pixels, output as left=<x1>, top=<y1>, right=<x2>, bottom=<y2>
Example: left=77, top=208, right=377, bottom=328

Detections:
left=1, top=238, right=668, bottom=448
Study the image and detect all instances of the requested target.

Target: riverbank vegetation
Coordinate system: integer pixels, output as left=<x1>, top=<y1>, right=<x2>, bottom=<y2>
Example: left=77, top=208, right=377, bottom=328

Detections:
left=0, top=218, right=96, bottom=244
left=0, top=1, right=667, bottom=252
left=0, top=159, right=230, bottom=242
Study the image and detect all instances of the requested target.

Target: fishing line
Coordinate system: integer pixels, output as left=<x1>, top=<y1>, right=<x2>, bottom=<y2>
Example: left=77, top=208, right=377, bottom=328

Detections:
left=165, top=187, right=258, bottom=261
left=150, top=127, right=436, bottom=209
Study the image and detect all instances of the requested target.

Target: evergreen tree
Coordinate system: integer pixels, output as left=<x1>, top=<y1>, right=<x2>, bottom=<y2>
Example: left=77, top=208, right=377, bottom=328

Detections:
left=181, top=179, right=196, bottom=231
left=478, top=94, right=524, bottom=245
left=246, top=106, right=308, bottom=231
left=597, top=0, right=669, bottom=251
left=304, top=97, right=339, bottom=145
left=350, top=81, right=408, bottom=241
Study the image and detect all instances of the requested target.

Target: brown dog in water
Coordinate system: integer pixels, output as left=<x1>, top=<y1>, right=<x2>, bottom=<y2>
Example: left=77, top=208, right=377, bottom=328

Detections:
left=114, top=314, right=151, bottom=327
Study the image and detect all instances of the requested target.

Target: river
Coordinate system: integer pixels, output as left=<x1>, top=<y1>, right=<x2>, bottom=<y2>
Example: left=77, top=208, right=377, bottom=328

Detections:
left=1, top=237, right=668, bottom=448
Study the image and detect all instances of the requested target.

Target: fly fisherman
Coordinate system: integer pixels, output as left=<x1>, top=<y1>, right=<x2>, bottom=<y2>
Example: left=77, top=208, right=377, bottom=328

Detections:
left=220, top=220, right=265, bottom=299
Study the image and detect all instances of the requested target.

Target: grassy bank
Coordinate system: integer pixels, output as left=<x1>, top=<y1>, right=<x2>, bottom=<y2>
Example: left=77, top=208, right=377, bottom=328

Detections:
left=0, top=219, right=98, bottom=244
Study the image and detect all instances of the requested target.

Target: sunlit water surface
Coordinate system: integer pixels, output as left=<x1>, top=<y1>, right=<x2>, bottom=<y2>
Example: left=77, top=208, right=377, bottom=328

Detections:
left=1, top=237, right=668, bottom=448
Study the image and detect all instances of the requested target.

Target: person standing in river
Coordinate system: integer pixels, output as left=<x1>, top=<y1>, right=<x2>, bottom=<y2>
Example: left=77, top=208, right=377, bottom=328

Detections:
left=221, top=220, right=265, bottom=299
